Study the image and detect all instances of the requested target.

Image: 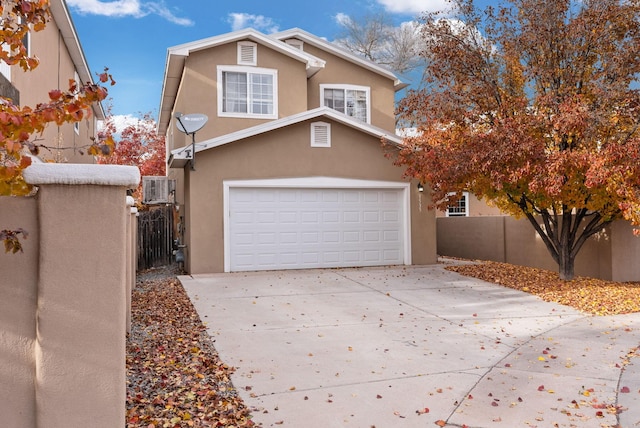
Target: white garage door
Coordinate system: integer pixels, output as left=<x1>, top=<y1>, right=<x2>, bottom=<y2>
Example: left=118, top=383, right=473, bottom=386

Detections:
left=227, top=186, right=406, bottom=271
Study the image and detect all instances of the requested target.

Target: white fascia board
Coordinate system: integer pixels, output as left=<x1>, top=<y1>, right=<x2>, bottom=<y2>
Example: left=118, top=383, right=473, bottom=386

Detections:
left=167, top=28, right=325, bottom=74
left=271, top=28, right=406, bottom=91
left=169, top=107, right=403, bottom=161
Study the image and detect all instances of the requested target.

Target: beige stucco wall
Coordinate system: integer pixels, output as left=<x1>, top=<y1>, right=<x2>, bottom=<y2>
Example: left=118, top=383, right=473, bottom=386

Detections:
left=11, top=18, right=101, bottom=164
left=170, top=41, right=309, bottom=152
left=303, top=43, right=397, bottom=131
left=0, top=196, right=39, bottom=428
left=0, top=163, right=139, bottom=427
left=610, top=221, right=640, bottom=282
left=436, top=216, right=637, bottom=281
left=183, top=118, right=436, bottom=274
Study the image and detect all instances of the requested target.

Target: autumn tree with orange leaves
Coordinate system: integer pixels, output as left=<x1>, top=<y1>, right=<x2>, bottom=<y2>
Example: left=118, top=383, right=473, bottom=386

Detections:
left=393, top=0, right=640, bottom=280
left=1, top=0, right=115, bottom=252
left=97, top=112, right=166, bottom=202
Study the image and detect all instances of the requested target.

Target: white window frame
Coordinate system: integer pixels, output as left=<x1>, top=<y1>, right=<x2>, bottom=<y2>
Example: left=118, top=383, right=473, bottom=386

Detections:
left=237, top=41, right=257, bottom=66
left=310, top=122, right=331, bottom=148
left=217, top=65, right=278, bottom=119
left=445, top=192, right=469, bottom=217
left=73, top=71, right=80, bottom=134
left=320, top=84, right=371, bottom=123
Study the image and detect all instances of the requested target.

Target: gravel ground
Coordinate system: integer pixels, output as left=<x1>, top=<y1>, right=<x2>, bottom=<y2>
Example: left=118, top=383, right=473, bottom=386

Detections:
left=126, top=266, right=256, bottom=427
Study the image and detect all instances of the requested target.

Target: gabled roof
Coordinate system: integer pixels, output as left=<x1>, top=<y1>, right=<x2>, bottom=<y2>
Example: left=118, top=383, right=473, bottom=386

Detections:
left=158, top=28, right=326, bottom=134
left=168, top=107, right=402, bottom=168
left=271, top=28, right=408, bottom=92
left=49, top=0, right=105, bottom=119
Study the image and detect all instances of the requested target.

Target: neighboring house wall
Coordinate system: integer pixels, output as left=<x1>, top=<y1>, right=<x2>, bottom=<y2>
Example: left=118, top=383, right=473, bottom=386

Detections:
left=8, top=0, right=103, bottom=164
left=435, top=193, right=504, bottom=217
left=437, top=216, right=640, bottom=281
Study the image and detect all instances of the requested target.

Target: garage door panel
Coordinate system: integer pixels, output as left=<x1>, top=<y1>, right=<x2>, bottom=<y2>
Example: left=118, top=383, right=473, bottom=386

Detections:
left=228, top=187, right=405, bottom=271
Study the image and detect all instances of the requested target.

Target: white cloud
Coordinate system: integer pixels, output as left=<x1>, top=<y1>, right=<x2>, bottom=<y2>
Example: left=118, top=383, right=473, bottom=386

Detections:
left=375, top=0, right=450, bottom=15
left=98, top=114, right=142, bottom=134
left=227, top=13, right=279, bottom=33
left=66, top=0, right=193, bottom=26
left=334, top=12, right=351, bottom=26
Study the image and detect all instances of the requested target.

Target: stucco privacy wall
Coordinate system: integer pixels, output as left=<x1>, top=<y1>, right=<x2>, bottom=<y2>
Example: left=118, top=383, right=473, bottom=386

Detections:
left=0, top=196, right=38, bottom=427
left=183, top=118, right=437, bottom=274
left=437, top=216, right=640, bottom=281
left=0, top=163, right=139, bottom=428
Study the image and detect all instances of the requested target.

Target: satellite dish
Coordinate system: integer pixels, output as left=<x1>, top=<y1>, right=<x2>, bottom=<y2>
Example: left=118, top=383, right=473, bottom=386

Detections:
left=175, top=113, right=208, bottom=134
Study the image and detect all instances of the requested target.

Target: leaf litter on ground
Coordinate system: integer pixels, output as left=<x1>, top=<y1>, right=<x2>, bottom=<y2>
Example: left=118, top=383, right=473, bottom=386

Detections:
left=446, top=260, right=640, bottom=315
left=127, top=262, right=640, bottom=427
left=126, top=267, right=255, bottom=427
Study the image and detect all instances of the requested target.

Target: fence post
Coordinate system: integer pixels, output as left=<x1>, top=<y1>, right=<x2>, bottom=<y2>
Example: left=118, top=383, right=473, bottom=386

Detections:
left=23, top=163, right=140, bottom=428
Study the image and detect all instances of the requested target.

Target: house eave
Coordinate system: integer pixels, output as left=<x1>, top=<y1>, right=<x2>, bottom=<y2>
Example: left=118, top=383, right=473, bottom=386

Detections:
left=168, top=107, right=403, bottom=168
left=271, top=28, right=408, bottom=92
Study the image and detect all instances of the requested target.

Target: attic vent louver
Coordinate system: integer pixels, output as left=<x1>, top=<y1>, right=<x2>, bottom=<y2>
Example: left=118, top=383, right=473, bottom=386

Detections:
left=284, top=39, right=303, bottom=50
left=237, top=41, right=257, bottom=66
left=311, top=122, right=331, bottom=148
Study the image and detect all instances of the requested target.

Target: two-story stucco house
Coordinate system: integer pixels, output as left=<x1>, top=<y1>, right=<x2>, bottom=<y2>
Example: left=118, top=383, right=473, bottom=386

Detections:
left=0, top=0, right=104, bottom=163
left=158, top=28, right=437, bottom=274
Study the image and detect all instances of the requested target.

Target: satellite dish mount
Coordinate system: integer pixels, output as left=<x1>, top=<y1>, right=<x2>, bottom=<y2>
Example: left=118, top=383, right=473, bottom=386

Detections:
left=174, top=112, right=208, bottom=171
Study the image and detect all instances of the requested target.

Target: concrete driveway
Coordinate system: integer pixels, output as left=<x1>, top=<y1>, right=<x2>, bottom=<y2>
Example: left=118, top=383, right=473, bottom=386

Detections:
left=179, top=263, right=640, bottom=428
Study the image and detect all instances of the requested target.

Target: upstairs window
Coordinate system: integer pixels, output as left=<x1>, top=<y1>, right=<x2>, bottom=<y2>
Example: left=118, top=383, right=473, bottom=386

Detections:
left=446, top=192, right=469, bottom=217
left=320, top=84, right=370, bottom=123
left=217, top=66, right=278, bottom=119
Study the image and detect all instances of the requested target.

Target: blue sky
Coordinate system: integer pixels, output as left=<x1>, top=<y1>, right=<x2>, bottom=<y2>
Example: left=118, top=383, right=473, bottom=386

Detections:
left=65, top=0, right=450, bottom=124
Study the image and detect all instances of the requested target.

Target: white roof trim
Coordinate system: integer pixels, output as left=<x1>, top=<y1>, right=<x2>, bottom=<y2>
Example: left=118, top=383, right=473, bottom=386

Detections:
left=169, top=107, right=402, bottom=168
left=168, top=28, right=325, bottom=70
left=271, top=28, right=408, bottom=91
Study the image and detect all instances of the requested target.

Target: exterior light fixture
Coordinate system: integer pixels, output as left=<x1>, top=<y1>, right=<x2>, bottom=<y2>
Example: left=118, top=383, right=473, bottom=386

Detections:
left=174, top=112, right=208, bottom=171
left=417, top=182, right=424, bottom=192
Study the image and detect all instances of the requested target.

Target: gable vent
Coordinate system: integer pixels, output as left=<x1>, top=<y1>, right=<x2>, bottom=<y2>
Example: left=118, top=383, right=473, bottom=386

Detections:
left=237, top=41, right=257, bottom=66
left=311, top=122, right=331, bottom=148
left=284, top=39, right=304, bottom=50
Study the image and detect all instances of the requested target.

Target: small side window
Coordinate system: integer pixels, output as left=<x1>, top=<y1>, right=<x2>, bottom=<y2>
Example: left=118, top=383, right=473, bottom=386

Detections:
left=446, top=192, right=469, bottom=217
left=311, top=122, right=330, bottom=148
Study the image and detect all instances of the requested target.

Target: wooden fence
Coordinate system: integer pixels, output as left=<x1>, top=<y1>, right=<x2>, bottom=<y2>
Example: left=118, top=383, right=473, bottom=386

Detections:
left=137, top=205, right=176, bottom=270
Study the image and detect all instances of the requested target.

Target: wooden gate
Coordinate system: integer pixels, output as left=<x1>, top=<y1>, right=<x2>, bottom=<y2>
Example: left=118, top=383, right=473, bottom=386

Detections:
left=137, top=205, right=175, bottom=270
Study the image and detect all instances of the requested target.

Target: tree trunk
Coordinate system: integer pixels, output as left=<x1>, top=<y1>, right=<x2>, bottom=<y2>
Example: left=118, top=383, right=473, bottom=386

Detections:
left=557, top=247, right=575, bottom=280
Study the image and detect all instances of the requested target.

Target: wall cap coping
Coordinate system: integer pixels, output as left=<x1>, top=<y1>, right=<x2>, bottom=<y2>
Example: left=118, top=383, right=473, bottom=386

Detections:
left=24, top=163, right=141, bottom=188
